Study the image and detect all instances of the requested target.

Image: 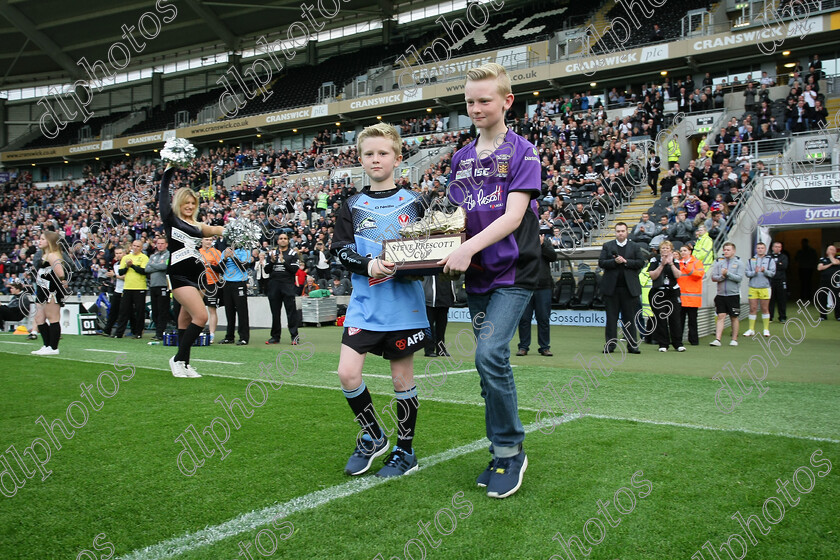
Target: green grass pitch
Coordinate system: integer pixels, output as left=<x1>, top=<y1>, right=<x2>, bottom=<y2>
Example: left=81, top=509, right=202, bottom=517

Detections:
left=0, top=317, right=838, bottom=559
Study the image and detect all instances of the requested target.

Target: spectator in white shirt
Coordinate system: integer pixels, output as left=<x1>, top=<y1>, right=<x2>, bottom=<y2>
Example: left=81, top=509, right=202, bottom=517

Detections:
left=802, top=85, right=817, bottom=108
left=759, top=71, right=775, bottom=87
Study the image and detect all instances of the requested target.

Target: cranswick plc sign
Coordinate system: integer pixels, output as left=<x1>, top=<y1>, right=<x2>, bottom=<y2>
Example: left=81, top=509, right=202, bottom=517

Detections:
left=347, top=90, right=423, bottom=110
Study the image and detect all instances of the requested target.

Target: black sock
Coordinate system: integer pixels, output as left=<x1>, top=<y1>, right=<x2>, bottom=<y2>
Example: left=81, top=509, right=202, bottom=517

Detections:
left=343, top=382, right=382, bottom=441
left=49, top=323, right=61, bottom=350
left=175, top=323, right=203, bottom=364
left=38, top=323, right=50, bottom=348
left=395, top=387, right=418, bottom=453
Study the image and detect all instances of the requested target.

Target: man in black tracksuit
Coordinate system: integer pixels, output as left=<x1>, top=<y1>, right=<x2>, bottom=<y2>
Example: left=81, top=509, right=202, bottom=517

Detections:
left=266, top=233, right=300, bottom=344
left=517, top=227, right=558, bottom=356
left=769, top=241, right=789, bottom=322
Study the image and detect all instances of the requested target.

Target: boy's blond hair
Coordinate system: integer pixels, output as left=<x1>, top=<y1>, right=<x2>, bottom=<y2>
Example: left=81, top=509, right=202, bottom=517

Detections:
left=356, top=122, right=402, bottom=158
left=465, top=62, right=512, bottom=97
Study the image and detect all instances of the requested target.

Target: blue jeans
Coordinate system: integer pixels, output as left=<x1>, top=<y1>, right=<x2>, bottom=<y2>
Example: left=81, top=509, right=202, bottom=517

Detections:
left=517, top=288, right=552, bottom=352
left=468, top=287, right=532, bottom=457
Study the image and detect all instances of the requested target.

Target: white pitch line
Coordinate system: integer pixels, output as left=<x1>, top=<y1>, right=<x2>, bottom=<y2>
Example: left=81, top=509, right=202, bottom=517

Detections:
left=363, top=368, right=477, bottom=379
left=2, top=348, right=837, bottom=446
left=586, top=413, right=840, bottom=444
left=118, top=417, right=562, bottom=560
left=342, top=365, right=517, bottom=380
left=0, top=341, right=34, bottom=345
left=191, top=359, right=244, bottom=365
left=85, top=349, right=127, bottom=353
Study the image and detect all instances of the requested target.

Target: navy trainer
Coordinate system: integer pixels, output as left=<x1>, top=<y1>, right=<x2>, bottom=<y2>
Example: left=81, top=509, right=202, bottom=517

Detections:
left=375, top=446, right=418, bottom=478
left=486, top=450, right=528, bottom=498
left=344, top=433, right=389, bottom=476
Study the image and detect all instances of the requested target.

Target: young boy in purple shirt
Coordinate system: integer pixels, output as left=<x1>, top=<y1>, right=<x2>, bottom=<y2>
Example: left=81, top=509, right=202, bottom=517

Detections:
left=441, top=63, right=541, bottom=499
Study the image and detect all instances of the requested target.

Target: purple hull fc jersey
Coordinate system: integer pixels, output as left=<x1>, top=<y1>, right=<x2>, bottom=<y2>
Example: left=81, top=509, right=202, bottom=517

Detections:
left=447, top=129, right=541, bottom=294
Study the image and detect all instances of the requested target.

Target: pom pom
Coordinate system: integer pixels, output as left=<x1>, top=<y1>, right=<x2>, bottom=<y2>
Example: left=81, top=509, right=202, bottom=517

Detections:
left=160, top=138, right=197, bottom=166
left=223, top=217, right=262, bottom=249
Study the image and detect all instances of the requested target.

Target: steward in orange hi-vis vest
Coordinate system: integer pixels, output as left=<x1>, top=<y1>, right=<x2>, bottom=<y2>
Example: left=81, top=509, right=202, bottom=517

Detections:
left=678, top=254, right=704, bottom=308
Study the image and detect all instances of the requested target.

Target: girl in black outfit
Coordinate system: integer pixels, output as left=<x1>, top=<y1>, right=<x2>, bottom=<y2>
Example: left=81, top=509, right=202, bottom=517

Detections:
left=159, top=165, right=225, bottom=377
left=31, top=231, right=67, bottom=356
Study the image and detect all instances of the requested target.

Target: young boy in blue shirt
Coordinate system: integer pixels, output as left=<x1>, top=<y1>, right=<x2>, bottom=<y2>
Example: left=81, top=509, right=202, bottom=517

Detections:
left=331, top=123, right=429, bottom=477
left=442, top=63, right=541, bottom=498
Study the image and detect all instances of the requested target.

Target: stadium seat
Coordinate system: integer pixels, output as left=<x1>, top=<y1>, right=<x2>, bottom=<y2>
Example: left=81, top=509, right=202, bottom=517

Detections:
left=553, top=272, right=576, bottom=308
left=570, top=272, right=597, bottom=309
left=591, top=276, right=606, bottom=311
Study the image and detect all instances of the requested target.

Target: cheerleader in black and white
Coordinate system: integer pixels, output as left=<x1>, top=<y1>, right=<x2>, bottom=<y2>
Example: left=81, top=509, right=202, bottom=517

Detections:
left=159, top=164, right=225, bottom=378
left=31, top=231, right=68, bottom=356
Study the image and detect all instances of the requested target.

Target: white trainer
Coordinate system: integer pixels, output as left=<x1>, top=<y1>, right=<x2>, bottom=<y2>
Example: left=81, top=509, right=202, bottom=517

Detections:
left=31, top=346, right=48, bottom=355
left=42, top=347, right=59, bottom=355
left=183, top=363, right=202, bottom=378
left=658, top=347, right=667, bottom=352
left=677, top=346, right=686, bottom=352
left=743, top=329, right=755, bottom=337
left=709, top=339, right=722, bottom=347
left=730, top=340, right=739, bottom=346
left=763, top=330, right=771, bottom=337
left=170, top=356, right=188, bottom=378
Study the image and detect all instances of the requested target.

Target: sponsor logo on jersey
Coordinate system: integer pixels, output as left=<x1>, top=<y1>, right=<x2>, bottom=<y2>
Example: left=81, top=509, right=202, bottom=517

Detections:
left=398, top=214, right=410, bottom=226
left=357, top=217, right=377, bottom=232
left=497, top=162, right=509, bottom=175
left=395, top=339, right=407, bottom=350
left=455, top=169, right=471, bottom=180
left=460, top=185, right=503, bottom=211
left=348, top=327, right=361, bottom=336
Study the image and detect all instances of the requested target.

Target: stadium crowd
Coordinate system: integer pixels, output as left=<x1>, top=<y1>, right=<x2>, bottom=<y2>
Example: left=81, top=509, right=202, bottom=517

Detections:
left=1, top=68, right=835, bottom=341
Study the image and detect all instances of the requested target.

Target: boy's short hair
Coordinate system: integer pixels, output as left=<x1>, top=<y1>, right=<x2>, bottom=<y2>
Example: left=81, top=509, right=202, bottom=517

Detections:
left=356, top=122, right=402, bottom=158
left=723, top=241, right=736, bottom=250
left=466, top=62, right=512, bottom=97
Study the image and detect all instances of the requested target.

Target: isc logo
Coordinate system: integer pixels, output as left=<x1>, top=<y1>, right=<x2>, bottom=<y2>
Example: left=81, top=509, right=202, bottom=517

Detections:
left=474, top=168, right=490, bottom=176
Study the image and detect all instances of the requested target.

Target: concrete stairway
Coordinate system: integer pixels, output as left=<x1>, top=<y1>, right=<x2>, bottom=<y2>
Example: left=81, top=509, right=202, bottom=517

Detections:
left=590, top=188, right=659, bottom=246
left=825, top=96, right=840, bottom=128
